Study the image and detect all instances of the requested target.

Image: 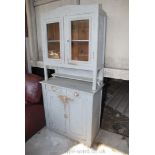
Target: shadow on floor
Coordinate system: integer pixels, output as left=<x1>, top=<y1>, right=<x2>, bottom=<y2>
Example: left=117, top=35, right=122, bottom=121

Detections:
left=26, top=127, right=129, bottom=155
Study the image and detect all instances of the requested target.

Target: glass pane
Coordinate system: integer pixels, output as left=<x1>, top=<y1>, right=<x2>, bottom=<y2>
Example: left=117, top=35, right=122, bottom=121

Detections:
left=47, top=22, right=60, bottom=59
left=71, top=42, right=88, bottom=61
left=48, top=42, right=60, bottom=59
left=47, top=23, right=60, bottom=40
left=71, top=20, right=89, bottom=40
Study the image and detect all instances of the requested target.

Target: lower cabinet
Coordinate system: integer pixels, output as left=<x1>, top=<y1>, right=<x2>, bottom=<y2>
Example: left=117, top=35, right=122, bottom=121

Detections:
left=41, top=81, right=102, bottom=147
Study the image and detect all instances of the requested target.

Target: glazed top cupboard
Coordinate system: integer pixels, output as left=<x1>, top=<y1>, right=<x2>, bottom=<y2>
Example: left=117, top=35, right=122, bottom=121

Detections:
left=41, top=4, right=106, bottom=90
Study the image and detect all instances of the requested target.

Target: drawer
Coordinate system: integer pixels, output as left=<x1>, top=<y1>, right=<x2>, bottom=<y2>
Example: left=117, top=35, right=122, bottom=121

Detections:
left=66, top=88, right=91, bottom=101
left=46, top=84, right=65, bottom=94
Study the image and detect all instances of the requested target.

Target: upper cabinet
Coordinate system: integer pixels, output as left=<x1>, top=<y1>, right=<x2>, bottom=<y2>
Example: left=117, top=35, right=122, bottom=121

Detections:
left=42, top=5, right=106, bottom=70
left=41, top=4, right=106, bottom=90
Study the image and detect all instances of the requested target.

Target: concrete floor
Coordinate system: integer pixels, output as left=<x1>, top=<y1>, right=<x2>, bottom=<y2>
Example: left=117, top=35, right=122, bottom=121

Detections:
left=26, top=127, right=129, bottom=155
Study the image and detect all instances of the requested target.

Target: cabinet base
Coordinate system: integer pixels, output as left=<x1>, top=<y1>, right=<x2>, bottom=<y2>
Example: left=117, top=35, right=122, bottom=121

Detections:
left=46, top=125, right=92, bottom=147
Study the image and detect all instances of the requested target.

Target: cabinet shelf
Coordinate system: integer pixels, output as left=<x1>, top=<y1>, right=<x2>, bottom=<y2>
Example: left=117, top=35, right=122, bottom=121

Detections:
left=48, top=40, right=60, bottom=42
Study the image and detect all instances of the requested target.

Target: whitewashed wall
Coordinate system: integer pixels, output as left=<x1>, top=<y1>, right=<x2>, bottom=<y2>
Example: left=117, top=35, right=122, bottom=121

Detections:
left=80, top=0, right=129, bottom=70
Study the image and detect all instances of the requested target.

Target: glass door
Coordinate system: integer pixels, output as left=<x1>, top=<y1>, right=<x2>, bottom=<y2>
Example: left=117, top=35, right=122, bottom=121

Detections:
left=44, top=18, right=64, bottom=65
left=65, top=15, right=92, bottom=67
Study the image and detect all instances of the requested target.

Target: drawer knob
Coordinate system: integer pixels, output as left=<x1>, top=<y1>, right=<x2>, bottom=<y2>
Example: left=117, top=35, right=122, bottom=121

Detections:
left=74, top=92, right=79, bottom=96
left=58, top=95, right=67, bottom=103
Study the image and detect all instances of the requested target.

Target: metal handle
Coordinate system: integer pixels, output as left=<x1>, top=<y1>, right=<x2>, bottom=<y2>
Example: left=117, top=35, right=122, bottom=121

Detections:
left=58, top=95, right=67, bottom=103
left=58, top=95, right=73, bottom=103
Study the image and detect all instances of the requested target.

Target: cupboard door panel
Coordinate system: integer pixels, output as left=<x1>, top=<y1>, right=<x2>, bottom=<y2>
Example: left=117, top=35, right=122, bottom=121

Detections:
left=64, top=14, right=93, bottom=67
left=46, top=87, right=67, bottom=133
left=67, top=89, right=89, bottom=139
left=44, top=18, right=64, bottom=63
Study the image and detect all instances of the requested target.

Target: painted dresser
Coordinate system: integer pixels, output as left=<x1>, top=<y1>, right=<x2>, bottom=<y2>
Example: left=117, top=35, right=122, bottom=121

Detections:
left=40, top=4, right=106, bottom=147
